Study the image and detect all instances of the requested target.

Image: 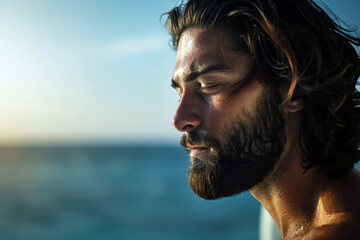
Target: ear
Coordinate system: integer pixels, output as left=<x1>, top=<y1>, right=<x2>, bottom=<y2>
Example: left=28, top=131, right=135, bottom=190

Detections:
left=284, top=98, right=304, bottom=113
left=280, top=85, right=304, bottom=113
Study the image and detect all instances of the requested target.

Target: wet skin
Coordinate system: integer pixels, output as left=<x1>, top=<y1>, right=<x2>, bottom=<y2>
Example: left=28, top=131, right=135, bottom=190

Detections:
left=171, top=27, right=360, bottom=239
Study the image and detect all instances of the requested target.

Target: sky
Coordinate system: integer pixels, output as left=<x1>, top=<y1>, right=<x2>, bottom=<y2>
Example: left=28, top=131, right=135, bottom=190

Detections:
left=0, top=0, right=359, bottom=145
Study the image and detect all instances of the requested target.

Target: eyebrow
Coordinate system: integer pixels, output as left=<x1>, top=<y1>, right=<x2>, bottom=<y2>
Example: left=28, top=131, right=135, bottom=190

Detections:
left=171, top=64, right=232, bottom=89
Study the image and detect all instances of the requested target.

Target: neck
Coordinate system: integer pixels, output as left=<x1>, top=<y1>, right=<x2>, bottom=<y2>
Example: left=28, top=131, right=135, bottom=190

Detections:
left=250, top=144, right=323, bottom=238
left=248, top=109, right=360, bottom=238
left=250, top=144, right=360, bottom=239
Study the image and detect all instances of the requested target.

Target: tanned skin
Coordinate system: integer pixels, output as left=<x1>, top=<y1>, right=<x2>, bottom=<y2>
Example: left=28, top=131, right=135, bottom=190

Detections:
left=251, top=109, right=360, bottom=239
left=172, top=27, right=360, bottom=239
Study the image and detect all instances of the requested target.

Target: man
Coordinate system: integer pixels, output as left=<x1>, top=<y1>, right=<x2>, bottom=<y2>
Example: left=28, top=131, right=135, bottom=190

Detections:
left=165, top=0, right=360, bottom=239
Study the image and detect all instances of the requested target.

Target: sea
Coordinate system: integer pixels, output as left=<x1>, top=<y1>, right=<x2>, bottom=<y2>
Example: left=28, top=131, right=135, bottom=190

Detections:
left=7, top=144, right=352, bottom=240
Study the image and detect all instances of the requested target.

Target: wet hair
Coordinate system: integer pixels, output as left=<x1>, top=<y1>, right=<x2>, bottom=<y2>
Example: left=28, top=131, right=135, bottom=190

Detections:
left=164, top=0, right=360, bottom=177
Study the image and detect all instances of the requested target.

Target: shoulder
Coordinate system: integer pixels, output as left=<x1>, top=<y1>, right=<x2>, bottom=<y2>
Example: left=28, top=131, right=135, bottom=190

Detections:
left=304, top=224, right=360, bottom=240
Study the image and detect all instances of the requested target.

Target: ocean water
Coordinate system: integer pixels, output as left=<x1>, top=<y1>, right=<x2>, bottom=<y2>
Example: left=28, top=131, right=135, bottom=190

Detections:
left=0, top=145, right=261, bottom=240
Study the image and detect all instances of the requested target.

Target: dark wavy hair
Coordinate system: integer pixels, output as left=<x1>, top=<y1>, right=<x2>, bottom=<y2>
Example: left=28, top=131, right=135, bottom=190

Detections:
left=164, top=0, right=360, bottom=177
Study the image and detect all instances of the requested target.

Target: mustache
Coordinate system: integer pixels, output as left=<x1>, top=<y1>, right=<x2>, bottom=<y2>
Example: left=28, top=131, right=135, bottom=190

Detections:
left=180, top=132, right=221, bottom=151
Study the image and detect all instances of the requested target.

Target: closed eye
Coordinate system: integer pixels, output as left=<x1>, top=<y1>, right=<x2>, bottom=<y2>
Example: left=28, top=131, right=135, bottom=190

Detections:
left=202, top=84, right=220, bottom=90
left=200, top=84, right=221, bottom=93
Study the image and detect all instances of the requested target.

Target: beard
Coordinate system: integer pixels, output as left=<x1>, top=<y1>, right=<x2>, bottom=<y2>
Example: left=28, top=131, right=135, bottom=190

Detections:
left=180, top=85, right=286, bottom=200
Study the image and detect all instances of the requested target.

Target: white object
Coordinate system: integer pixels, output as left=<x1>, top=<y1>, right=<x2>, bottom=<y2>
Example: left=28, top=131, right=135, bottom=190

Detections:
left=259, top=206, right=282, bottom=240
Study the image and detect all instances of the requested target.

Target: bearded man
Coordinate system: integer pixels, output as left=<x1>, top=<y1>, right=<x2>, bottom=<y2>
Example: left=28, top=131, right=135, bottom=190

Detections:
left=165, top=0, right=360, bottom=238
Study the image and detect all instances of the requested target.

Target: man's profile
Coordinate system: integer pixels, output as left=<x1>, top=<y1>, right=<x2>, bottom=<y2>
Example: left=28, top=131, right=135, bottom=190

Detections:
left=164, top=0, right=360, bottom=238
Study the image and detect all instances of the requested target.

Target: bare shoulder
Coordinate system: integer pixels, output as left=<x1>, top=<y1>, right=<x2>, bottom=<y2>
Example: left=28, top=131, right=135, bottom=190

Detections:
left=304, top=169, right=360, bottom=239
left=304, top=224, right=360, bottom=240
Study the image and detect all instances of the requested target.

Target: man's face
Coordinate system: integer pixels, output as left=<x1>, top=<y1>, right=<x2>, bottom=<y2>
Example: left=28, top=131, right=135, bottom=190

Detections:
left=171, top=27, right=286, bottom=200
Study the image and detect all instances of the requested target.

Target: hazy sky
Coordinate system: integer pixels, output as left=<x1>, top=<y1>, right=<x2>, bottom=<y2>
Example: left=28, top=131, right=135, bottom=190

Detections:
left=0, top=0, right=359, bottom=145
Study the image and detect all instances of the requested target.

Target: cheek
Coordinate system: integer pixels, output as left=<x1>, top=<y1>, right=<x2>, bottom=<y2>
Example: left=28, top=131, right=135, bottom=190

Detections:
left=205, top=82, right=263, bottom=132
left=208, top=95, right=228, bottom=111
left=209, top=89, right=260, bottom=116
left=205, top=96, right=243, bottom=133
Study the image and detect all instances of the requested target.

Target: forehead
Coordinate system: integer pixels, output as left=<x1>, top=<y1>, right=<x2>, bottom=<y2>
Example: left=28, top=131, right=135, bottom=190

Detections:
left=178, top=27, right=222, bottom=54
left=173, top=27, right=230, bottom=79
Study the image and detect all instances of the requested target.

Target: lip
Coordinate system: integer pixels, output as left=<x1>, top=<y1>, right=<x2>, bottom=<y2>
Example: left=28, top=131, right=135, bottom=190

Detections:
left=189, top=146, right=208, bottom=157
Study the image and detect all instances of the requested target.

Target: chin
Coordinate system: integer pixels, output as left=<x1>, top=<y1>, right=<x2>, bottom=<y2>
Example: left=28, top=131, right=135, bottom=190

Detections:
left=187, top=156, right=267, bottom=200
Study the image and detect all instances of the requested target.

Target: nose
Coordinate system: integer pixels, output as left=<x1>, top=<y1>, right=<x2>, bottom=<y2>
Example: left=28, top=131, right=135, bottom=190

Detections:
left=172, top=93, right=202, bottom=132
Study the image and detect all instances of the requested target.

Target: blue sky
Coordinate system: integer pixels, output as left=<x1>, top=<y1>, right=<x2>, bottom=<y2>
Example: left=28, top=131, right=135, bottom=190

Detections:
left=0, top=0, right=359, bottom=145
